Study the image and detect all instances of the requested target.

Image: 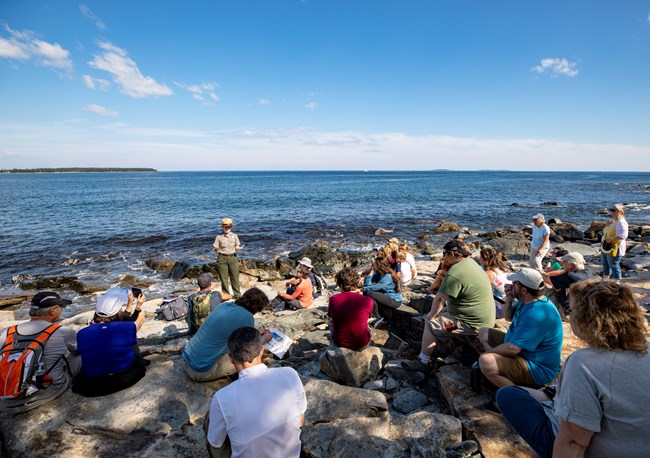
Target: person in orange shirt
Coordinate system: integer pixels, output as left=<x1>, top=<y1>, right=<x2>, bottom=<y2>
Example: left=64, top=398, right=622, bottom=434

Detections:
left=272, top=265, right=313, bottom=311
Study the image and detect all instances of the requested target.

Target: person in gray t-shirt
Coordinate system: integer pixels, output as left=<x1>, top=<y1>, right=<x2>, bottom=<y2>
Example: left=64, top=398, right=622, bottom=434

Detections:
left=0, top=292, right=81, bottom=413
left=496, top=280, right=650, bottom=458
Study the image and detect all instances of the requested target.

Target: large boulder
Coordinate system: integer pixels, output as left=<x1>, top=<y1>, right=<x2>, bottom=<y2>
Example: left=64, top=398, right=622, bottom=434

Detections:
left=621, top=256, right=650, bottom=272
left=144, top=258, right=176, bottom=272
left=392, top=388, right=429, bottom=414
left=301, top=411, right=462, bottom=458
left=549, top=223, right=584, bottom=241
left=583, top=220, right=609, bottom=240
left=303, top=379, right=388, bottom=424
left=433, top=221, right=462, bottom=233
left=319, top=345, right=384, bottom=387
left=486, top=234, right=530, bottom=259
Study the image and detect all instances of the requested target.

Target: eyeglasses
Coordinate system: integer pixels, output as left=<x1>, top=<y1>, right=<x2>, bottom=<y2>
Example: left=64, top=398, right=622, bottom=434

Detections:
left=222, top=224, right=232, bottom=228
left=609, top=208, right=618, bottom=212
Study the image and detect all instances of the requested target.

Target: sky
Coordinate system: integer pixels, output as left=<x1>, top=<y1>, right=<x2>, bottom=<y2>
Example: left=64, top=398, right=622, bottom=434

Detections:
left=1, top=1, right=650, bottom=171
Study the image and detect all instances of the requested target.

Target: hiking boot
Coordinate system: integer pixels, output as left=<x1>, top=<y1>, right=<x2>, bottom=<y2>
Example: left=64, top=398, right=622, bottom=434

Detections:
left=371, top=317, right=385, bottom=328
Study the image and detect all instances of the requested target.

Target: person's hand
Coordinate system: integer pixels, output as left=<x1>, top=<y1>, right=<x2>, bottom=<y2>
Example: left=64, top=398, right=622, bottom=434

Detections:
left=504, top=283, right=513, bottom=301
left=137, top=293, right=145, bottom=308
left=236, top=245, right=243, bottom=250
left=260, top=330, right=273, bottom=345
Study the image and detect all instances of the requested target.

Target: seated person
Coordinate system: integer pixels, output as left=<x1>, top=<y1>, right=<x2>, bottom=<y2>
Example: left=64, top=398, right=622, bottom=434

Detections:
left=544, top=248, right=568, bottom=273
left=396, top=251, right=413, bottom=286
left=478, top=268, right=563, bottom=389
left=541, top=252, right=594, bottom=316
left=182, top=288, right=271, bottom=382
left=206, top=326, right=307, bottom=458
left=272, top=265, right=313, bottom=311
left=89, top=287, right=146, bottom=332
left=479, top=247, right=511, bottom=318
left=362, top=257, right=403, bottom=326
left=187, top=272, right=231, bottom=336
left=328, top=268, right=374, bottom=351
left=0, top=292, right=81, bottom=413
left=399, top=243, right=417, bottom=280
left=73, top=290, right=150, bottom=397
left=404, top=240, right=494, bottom=371
left=383, top=238, right=400, bottom=269
left=285, top=257, right=319, bottom=295
left=496, top=280, right=650, bottom=458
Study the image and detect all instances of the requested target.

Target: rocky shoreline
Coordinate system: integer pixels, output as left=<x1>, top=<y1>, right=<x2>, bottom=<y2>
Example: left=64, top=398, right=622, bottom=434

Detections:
left=1, top=220, right=650, bottom=457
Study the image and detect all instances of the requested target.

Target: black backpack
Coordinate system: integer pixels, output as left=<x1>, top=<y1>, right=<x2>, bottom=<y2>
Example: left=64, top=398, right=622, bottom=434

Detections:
left=159, top=296, right=189, bottom=321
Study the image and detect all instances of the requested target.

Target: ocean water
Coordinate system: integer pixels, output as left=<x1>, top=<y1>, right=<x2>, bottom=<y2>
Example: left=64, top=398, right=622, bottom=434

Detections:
left=1, top=171, right=648, bottom=298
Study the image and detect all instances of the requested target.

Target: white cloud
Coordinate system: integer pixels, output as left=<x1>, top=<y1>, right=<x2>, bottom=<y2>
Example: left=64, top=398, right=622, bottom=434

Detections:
left=84, top=104, right=119, bottom=117
left=82, top=74, right=110, bottom=90
left=88, top=41, right=173, bottom=98
left=305, top=101, right=318, bottom=109
left=0, top=23, right=73, bottom=72
left=1, top=150, right=16, bottom=157
left=531, top=57, right=578, bottom=77
left=258, top=98, right=271, bottom=106
left=174, top=81, right=220, bottom=105
left=79, top=4, right=106, bottom=31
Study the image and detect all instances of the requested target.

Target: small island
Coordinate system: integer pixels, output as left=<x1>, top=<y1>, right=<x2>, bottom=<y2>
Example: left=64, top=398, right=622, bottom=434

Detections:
left=0, top=167, right=157, bottom=174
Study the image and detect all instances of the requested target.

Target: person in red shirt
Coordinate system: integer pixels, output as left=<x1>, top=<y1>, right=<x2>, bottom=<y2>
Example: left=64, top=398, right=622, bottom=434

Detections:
left=328, top=268, right=374, bottom=351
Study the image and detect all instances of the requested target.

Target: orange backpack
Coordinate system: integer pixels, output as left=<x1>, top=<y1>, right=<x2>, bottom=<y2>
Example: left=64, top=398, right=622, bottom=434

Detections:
left=0, top=323, right=61, bottom=399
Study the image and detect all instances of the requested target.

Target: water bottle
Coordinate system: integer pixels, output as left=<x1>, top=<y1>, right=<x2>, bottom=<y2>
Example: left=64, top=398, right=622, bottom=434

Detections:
left=470, top=361, right=482, bottom=393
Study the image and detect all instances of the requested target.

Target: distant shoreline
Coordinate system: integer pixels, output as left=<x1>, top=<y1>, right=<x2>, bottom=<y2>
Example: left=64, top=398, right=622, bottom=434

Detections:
left=0, top=168, right=157, bottom=174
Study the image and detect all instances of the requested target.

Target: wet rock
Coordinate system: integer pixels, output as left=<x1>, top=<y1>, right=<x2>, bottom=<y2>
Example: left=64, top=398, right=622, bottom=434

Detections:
left=549, top=223, right=584, bottom=241
left=0, top=294, right=32, bottom=309
left=510, top=202, right=521, bottom=206
left=583, top=220, right=609, bottom=240
left=319, top=345, right=384, bottom=387
left=170, top=261, right=192, bottom=280
left=60, top=258, right=80, bottom=266
left=434, top=221, right=462, bottom=233
left=301, top=411, right=462, bottom=458
left=116, top=274, right=140, bottom=287
left=634, top=226, right=650, bottom=237
left=19, top=275, right=78, bottom=290
left=486, top=234, right=530, bottom=259
left=374, top=228, right=394, bottom=235
left=547, top=218, right=562, bottom=225
left=69, top=280, right=105, bottom=294
left=392, top=388, right=429, bottom=414
left=542, top=201, right=558, bottom=206
left=145, top=258, right=176, bottom=272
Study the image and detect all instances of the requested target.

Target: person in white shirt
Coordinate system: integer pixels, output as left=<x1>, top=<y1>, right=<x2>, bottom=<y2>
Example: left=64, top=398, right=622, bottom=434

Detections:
left=205, top=326, right=307, bottom=458
left=399, top=243, right=417, bottom=280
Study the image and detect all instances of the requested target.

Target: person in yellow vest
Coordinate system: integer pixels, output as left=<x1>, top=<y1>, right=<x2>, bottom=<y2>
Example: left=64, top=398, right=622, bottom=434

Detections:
left=600, top=203, right=628, bottom=280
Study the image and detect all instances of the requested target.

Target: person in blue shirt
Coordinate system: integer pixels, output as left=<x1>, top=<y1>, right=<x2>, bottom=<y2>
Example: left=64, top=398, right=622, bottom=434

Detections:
left=478, top=268, right=563, bottom=388
left=362, top=257, right=403, bottom=327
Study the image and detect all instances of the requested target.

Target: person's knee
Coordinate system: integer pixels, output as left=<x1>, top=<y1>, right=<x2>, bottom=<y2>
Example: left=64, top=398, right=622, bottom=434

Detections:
left=478, top=353, right=499, bottom=376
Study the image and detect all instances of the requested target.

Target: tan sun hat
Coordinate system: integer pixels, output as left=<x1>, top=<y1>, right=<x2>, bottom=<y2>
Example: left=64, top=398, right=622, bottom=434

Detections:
left=221, top=217, right=233, bottom=226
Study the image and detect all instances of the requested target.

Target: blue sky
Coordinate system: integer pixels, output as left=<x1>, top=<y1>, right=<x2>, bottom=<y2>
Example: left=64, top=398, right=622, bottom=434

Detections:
left=1, top=1, right=650, bottom=171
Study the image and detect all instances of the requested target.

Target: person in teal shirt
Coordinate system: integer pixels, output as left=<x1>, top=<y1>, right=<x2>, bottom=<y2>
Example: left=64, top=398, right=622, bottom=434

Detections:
left=182, top=288, right=270, bottom=382
left=478, top=268, right=563, bottom=388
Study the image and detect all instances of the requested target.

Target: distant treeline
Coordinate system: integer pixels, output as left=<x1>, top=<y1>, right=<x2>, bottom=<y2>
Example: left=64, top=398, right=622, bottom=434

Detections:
left=0, top=167, right=157, bottom=174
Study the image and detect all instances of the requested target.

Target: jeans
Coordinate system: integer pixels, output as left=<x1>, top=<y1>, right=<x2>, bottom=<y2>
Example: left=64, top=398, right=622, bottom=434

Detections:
left=496, top=386, right=555, bottom=458
left=601, top=251, right=622, bottom=279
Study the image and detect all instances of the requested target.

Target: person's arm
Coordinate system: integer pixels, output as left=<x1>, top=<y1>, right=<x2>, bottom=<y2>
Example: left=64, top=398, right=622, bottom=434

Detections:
left=552, top=420, right=595, bottom=458
left=363, top=274, right=392, bottom=292
left=537, top=232, right=550, bottom=255
left=425, top=292, right=448, bottom=321
left=485, top=270, right=496, bottom=282
left=133, top=294, right=145, bottom=331
left=280, top=280, right=307, bottom=300
left=213, top=235, right=221, bottom=253
left=234, top=234, right=243, bottom=251
left=207, top=396, right=229, bottom=448
left=484, top=340, right=522, bottom=356
left=609, top=220, right=628, bottom=243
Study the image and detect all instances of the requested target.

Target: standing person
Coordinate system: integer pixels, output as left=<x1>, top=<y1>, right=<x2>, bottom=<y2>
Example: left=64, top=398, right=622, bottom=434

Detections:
left=600, top=203, right=628, bottom=280
left=0, top=292, right=81, bottom=413
left=327, top=268, right=374, bottom=351
left=213, top=217, right=243, bottom=299
left=496, top=280, right=650, bottom=458
left=530, top=214, right=550, bottom=270
left=205, top=326, right=307, bottom=458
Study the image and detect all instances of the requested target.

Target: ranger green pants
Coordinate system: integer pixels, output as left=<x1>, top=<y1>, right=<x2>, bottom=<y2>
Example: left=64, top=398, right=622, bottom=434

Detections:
left=217, top=254, right=241, bottom=298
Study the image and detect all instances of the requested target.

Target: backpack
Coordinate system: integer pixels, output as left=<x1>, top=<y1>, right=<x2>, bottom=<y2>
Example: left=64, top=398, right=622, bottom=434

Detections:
left=159, top=296, right=189, bottom=321
left=309, top=268, right=328, bottom=298
left=0, top=323, right=63, bottom=399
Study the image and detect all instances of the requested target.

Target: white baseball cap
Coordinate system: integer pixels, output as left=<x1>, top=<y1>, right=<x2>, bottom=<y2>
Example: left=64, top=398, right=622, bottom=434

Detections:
left=95, top=287, right=129, bottom=317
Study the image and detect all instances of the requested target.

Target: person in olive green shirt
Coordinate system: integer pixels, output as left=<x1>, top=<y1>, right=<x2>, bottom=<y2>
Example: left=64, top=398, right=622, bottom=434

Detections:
left=405, top=240, right=495, bottom=370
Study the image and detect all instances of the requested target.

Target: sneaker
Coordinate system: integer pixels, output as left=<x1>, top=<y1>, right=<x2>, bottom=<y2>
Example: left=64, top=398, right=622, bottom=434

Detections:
left=371, top=317, right=385, bottom=328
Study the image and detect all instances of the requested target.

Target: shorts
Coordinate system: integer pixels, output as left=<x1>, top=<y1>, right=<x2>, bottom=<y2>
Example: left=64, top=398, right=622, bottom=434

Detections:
left=182, top=353, right=236, bottom=382
left=486, top=329, right=535, bottom=386
left=426, top=311, right=478, bottom=342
